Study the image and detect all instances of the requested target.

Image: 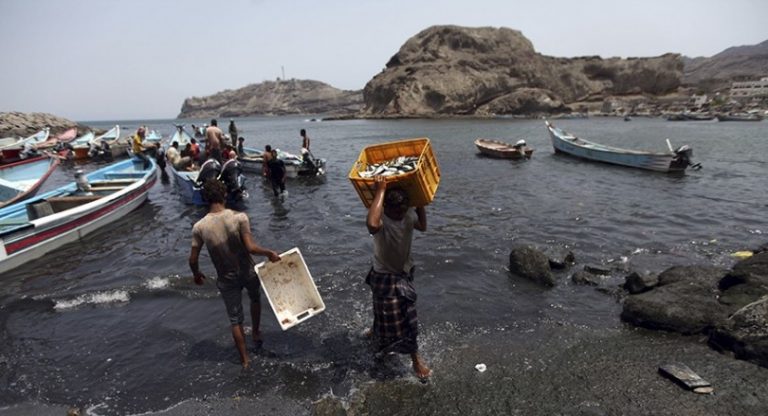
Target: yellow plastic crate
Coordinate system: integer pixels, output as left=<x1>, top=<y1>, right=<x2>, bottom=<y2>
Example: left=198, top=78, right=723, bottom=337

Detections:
left=348, top=138, right=440, bottom=208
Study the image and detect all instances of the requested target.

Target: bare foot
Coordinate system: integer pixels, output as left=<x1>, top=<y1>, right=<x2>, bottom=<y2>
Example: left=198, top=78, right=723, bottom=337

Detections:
left=253, top=331, right=263, bottom=349
left=242, top=358, right=250, bottom=370
left=411, top=353, right=431, bottom=380
left=362, top=328, right=373, bottom=338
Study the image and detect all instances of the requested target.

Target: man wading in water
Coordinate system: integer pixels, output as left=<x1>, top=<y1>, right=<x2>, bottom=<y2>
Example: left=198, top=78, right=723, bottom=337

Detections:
left=189, top=179, right=281, bottom=369
left=366, top=175, right=431, bottom=380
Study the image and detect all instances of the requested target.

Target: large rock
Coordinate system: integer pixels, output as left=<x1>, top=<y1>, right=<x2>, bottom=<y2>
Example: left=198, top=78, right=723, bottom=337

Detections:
left=508, top=245, right=555, bottom=287
left=362, top=25, right=683, bottom=117
left=683, top=39, right=768, bottom=88
left=621, top=266, right=732, bottom=334
left=0, top=112, right=83, bottom=138
left=177, top=79, right=363, bottom=118
left=718, top=251, right=768, bottom=308
left=710, top=295, right=768, bottom=368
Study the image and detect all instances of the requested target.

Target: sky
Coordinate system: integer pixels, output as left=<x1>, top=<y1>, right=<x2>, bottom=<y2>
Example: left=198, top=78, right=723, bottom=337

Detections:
left=1, top=0, right=766, bottom=121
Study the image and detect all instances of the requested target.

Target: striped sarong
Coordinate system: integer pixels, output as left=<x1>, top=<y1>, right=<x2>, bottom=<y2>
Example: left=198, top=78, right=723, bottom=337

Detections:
left=366, top=268, right=419, bottom=354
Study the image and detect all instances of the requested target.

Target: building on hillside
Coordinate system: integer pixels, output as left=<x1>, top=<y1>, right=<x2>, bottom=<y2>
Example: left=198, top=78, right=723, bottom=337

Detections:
left=730, top=77, right=768, bottom=98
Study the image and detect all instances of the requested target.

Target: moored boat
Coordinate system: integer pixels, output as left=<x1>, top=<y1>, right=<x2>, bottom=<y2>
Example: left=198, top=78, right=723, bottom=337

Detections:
left=72, top=125, right=123, bottom=160
left=545, top=120, right=698, bottom=173
left=474, top=138, right=533, bottom=160
left=0, top=155, right=60, bottom=208
left=240, top=146, right=326, bottom=177
left=716, top=113, right=764, bottom=122
left=0, top=157, right=157, bottom=274
left=1, top=128, right=51, bottom=163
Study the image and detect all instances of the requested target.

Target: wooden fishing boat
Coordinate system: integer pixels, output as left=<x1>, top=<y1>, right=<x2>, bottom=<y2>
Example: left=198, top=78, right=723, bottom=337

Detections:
left=0, top=155, right=60, bottom=208
left=474, top=138, right=533, bottom=160
left=72, top=125, right=123, bottom=159
left=0, top=157, right=157, bottom=274
left=1, top=128, right=50, bottom=162
left=240, top=146, right=326, bottom=177
left=545, top=120, right=697, bottom=173
left=716, top=113, right=764, bottom=122
left=36, top=127, right=78, bottom=150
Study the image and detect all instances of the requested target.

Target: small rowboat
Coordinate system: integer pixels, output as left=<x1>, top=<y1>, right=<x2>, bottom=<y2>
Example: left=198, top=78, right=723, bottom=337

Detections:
left=474, top=138, right=533, bottom=159
left=0, top=155, right=60, bottom=208
left=0, top=157, right=157, bottom=274
left=545, top=120, right=698, bottom=173
left=716, top=113, right=763, bottom=122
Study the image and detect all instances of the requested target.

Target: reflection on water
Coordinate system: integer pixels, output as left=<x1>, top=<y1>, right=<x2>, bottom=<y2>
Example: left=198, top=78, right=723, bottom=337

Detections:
left=0, top=116, right=765, bottom=414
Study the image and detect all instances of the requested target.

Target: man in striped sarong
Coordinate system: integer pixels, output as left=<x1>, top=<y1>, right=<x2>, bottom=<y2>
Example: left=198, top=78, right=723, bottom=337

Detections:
left=366, top=176, right=431, bottom=380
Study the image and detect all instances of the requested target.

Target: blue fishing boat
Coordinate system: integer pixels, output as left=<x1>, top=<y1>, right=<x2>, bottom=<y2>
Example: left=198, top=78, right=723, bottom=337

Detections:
left=0, top=157, right=157, bottom=274
left=167, top=126, right=245, bottom=205
left=545, top=120, right=698, bottom=173
left=0, top=155, right=60, bottom=208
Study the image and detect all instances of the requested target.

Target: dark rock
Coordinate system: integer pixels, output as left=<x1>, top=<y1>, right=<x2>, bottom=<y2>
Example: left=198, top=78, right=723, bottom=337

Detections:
left=548, top=250, right=575, bottom=270
left=621, top=266, right=732, bottom=334
left=584, top=264, right=612, bottom=275
left=718, top=251, right=768, bottom=309
left=709, top=295, right=768, bottom=369
left=508, top=245, right=555, bottom=287
left=623, top=271, right=659, bottom=294
left=0, top=112, right=84, bottom=138
left=571, top=270, right=602, bottom=286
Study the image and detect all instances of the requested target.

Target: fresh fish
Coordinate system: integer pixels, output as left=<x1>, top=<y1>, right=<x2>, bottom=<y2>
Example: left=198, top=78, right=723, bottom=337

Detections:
left=359, top=156, right=419, bottom=178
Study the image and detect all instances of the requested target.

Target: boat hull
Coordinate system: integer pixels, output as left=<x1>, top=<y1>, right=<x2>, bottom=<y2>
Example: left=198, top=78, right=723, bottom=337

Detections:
left=546, top=121, right=689, bottom=173
left=0, top=158, right=157, bottom=274
left=474, top=139, right=533, bottom=159
left=0, top=156, right=60, bottom=208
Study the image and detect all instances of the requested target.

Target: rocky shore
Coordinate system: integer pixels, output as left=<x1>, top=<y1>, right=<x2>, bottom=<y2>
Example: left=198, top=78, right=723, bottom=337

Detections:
left=0, top=112, right=87, bottom=138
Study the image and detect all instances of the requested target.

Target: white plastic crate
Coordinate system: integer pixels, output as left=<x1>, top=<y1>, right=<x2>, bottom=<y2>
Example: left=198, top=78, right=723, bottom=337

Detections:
left=254, top=247, right=325, bottom=330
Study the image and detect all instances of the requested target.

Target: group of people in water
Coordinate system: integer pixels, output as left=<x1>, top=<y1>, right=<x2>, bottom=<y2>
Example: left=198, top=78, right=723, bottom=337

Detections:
left=179, top=122, right=431, bottom=380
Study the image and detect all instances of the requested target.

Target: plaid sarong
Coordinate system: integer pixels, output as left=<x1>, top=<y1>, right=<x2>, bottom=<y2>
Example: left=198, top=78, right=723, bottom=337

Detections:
left=366, top=268, right=419, bottom=354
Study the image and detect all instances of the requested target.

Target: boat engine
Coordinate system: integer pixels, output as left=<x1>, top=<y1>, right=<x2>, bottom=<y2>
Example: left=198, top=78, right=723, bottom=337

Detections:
left=673, top=145, right=701, bottom=170
left=88, top=140, right=110, bottom=159
left=219, top=158, right=247, bottom=200
left=196, top=159, right=221, bottom=186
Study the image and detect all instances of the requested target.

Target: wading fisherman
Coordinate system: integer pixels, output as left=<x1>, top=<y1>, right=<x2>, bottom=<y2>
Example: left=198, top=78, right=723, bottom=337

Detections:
left=189, top=179, right=281, bottom=369
left=365, top=175, right=431, bottom=380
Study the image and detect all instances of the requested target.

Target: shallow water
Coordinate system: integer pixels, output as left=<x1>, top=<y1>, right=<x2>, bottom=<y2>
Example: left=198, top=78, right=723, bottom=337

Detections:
left=1, top=116, right=766, bottom=414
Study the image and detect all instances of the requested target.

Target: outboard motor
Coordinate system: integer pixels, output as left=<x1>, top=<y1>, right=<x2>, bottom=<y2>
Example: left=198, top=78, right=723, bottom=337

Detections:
left=673, top=144, right=701, bottom=170
left=19, top=142, right=39, bottom=159
left=196, top=158, right=222, bottom=186
left=219, top=158, right=247, bottom=200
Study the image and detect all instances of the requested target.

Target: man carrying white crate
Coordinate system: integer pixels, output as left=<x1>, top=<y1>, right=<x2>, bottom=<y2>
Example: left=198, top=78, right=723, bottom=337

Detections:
left=365, top=175, right=431, bottom=380
left=189, top=179, right=282, bottom=369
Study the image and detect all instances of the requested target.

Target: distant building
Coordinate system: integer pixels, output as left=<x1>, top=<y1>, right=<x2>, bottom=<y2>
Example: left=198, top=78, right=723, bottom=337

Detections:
left=690, top=94, right=708, bottom=107
left=730, top=77, right=768, bottom=98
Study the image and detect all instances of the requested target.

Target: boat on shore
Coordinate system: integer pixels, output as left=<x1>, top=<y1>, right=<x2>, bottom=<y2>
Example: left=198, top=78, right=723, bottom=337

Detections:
left=716, top=113, right=764, bottom=122
left=0, top=155, right=60, bottom=208
left=545, top=120, right=698, bottom=173
left=0, top=157, right=157, bottom=274
left=474, top=138, right=533, bottom=160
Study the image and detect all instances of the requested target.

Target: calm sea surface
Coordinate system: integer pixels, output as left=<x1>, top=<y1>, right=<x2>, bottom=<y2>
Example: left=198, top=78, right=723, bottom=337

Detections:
left=1, top=116, right=766, bottom=414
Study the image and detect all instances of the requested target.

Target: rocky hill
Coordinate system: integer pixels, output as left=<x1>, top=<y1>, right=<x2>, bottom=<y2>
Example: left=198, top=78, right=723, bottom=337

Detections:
left=177, top=79, right=363, bottom=118
left=683, top=39, right=768, bottom=88
left=362, top=26, right=683, bottom=117
left=0, top=112, right=85, bottom=138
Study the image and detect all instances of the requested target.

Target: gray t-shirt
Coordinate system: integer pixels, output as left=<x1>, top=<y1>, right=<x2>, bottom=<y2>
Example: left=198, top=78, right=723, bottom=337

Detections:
left=192, top=210, right=255, bottom=280
left=372, top=208, right=416, bottom=274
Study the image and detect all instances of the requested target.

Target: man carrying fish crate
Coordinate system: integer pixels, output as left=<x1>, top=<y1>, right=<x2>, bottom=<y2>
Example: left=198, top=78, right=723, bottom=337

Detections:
left=365, top=175, right=431, bottom=380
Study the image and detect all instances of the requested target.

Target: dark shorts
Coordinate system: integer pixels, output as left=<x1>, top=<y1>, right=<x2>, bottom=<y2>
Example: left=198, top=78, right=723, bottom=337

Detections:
left=216, top=273, right=261, bottom=325
left=366, top=268, right=419, bottom=354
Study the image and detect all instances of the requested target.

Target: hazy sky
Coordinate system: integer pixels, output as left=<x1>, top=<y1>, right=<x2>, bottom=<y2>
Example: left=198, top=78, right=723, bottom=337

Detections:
left=1, top=0, right=766, bottom=121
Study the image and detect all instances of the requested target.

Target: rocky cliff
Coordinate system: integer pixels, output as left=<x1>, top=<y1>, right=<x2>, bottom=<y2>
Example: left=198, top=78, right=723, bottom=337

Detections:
left=177, top=79, right=363, bottom=118
left=362, top=25, right=683, bottom=116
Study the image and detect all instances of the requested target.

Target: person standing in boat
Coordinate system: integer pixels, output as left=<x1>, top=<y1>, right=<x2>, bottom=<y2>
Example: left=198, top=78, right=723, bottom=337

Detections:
left=365, top=176, right=431, bottom=380
left=205, top=119, right=224, bottom=163
left=237, top=137, right=245, bottom=157
left=300, top=128, right=310, bottom=152
left=228, top=120, right=238, bottom=147
left=189, top=178, right=282, bottom=369
left=131, top=126, right=153, bottom=169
